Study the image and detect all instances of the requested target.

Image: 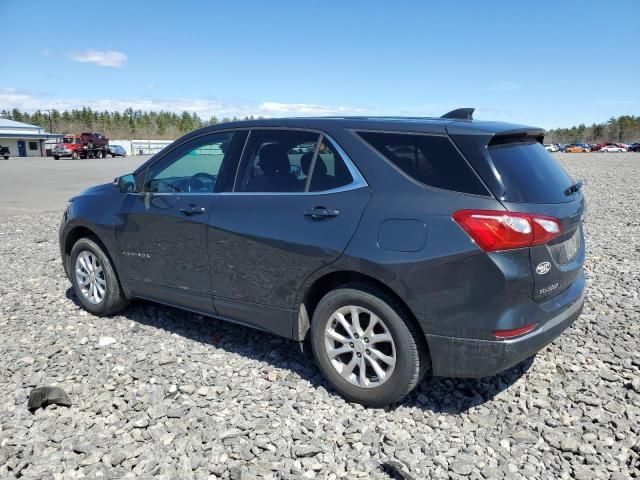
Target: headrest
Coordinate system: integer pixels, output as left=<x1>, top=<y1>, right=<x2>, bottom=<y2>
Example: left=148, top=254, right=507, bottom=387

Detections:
left=258, top=143, right=290, bottom=174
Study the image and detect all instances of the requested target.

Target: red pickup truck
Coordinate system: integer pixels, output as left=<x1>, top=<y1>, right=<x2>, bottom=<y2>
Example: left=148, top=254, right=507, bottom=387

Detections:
left=52, top=132, right=109, bottom=160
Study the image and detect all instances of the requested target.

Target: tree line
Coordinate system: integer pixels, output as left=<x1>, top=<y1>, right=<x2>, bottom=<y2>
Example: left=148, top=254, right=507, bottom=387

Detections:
left=1, top=107, right=638, bottom=143
left=545, top=115, right=640, bottom=144
left=0, top=108, right=263, bottom=140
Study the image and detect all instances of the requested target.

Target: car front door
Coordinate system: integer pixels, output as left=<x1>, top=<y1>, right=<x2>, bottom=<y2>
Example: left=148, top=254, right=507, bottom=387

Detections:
left=207, top=129, right=371, bottom=337
left=115, top=130, right=245, bottom=313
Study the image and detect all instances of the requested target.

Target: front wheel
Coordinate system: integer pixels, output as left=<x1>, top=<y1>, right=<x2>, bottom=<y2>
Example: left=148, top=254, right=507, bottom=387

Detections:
left=310, top=286, right=429, bottom=407
left=70, top=237, right=129, bottom=316
left=53, top=156, right=60, bottom=160
left=96, top=150, right=104, bottom=159
left=71, top=151, right=79, bottom=160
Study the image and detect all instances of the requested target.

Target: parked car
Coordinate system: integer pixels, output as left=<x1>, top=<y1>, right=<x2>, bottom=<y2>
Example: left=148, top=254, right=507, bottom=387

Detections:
left=544, top=144, right=558, bottom=152
left=592, top=142, right=626, bottom=152
left=627, top=143, right=640, bottom=152
left=564, top=144, right=590, bottom=153
left=599, top=145, right=627, bottom=153
left=59, top=110, right=586, bottom=406
left=0, top=145, right=9, bottom=159
left=108, top=144, right=127, bottom=157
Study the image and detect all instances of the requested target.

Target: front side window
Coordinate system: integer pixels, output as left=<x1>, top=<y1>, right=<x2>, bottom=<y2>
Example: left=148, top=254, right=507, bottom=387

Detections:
left=358, top=131, right=488, bottom=195
left=234, top=130, right=354, bottom=193
left=145, top=132, right=233, bottom=193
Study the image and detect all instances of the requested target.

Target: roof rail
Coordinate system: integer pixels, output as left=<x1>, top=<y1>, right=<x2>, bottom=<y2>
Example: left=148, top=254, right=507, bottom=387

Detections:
left=441, top=108, right=475, bottom=120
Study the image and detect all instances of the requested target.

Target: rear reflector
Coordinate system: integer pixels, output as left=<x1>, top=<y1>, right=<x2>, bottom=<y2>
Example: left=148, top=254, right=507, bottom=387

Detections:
left=493, top=323, right=537, bottom=338
left=452, top=209, right=562, bottom=252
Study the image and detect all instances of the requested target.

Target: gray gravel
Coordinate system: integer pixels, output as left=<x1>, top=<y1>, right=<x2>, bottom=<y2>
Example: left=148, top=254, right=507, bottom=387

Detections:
left=0, top=153, right=639, bottom=479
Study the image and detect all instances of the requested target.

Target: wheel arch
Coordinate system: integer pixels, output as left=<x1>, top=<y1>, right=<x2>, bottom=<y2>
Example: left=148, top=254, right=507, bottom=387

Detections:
left=294, top=269, right=426, bottom=344
left=62, top=224, right=129, bottom=296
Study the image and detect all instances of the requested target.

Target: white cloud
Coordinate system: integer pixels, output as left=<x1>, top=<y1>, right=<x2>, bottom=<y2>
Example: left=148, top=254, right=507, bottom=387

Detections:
left=258, top=102, right=366, bottom=116
left=0, top=88, right=367, bottom=119
left=69, top=50, right=127, bottom=68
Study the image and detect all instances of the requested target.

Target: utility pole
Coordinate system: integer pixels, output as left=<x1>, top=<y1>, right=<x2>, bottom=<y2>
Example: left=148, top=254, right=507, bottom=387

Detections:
left=45, top=109, right=53, bottom=133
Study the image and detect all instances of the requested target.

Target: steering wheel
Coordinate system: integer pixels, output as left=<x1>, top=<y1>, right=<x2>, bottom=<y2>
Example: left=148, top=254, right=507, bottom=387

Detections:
left=188, top=172, right=217, bottom=193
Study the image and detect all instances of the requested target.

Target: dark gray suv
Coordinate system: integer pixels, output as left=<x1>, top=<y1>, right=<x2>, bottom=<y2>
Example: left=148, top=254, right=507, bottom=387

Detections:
left=59, top=109, right=586, bottom=406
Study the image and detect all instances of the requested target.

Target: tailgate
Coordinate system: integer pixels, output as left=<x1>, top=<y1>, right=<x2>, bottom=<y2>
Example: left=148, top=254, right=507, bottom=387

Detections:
left=502, top=199, right=586, bottom=301
left=449, top=129, right=586, bottom=302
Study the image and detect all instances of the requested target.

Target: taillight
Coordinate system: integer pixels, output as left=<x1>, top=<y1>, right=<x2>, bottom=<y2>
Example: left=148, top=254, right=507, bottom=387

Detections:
left=452, top=210, right=562, bottom=252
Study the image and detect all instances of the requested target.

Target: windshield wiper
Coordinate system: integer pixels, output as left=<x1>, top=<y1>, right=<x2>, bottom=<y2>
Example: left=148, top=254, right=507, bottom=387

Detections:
left=564, top=180, right=584, bottom=196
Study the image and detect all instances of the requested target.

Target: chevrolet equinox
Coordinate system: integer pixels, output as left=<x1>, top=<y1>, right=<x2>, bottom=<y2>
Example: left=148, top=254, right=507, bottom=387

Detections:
left=59, top=109, right=586, bottom=406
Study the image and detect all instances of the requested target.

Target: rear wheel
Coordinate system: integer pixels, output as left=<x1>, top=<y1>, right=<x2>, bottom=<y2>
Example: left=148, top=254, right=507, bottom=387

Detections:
left=310, top=285, right=429, bottom=407
left=70, top=237, right=129, bottom=316
left=96, top=150, right=104, bottom=159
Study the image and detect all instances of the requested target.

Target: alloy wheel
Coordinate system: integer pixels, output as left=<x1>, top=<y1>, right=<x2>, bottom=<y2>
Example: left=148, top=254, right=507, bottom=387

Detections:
left=324, top=305, right=396, bottom=388
left=75, top=251, right=106, bottom=304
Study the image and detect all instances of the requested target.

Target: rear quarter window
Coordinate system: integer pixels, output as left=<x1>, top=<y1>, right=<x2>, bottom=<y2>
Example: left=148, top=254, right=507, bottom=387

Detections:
left=357, top=131, right=489, bottom=195
left=488, top=138, right=573, bottom=203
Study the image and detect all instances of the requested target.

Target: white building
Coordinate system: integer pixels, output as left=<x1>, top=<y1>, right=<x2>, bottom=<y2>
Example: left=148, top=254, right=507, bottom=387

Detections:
left=0, top=119, right=62, bottom=157
left=110, top=139, right=174, bottom=156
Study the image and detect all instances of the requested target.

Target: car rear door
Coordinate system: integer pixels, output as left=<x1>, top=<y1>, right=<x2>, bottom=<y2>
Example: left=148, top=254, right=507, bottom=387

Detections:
left=206, top=129, right=371, bottom=337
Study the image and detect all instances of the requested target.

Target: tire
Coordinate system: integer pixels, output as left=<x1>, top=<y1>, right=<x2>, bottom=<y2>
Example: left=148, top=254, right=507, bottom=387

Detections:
left=53, top=156, right=60, bottom=160
left=310, top=285, right=429, bottom=407
left=96, top=150, right=104, bottom=159
left=69, top=237, right=129, bottom=316
left=71, top=151, right=79, bottom=160
left=111, top=154, right=116, bottom=158
left=3, top=155, right=8, bottom=160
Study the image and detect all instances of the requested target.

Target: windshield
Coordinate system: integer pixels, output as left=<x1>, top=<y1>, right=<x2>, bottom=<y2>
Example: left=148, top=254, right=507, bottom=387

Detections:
left=489, top=139, right=574, bottom=203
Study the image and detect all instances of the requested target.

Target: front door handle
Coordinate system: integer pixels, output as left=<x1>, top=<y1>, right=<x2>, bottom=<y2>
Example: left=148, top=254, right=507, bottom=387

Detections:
left=179, top=204, right=206, bottom=216
left=304, top=207, right=340, bottom=220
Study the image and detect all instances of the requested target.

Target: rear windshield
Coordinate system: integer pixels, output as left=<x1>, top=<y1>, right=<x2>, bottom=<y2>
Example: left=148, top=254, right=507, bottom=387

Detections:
left=488, top=138, right=573, bottom=203
left=358, top=131, right=489, bottom=195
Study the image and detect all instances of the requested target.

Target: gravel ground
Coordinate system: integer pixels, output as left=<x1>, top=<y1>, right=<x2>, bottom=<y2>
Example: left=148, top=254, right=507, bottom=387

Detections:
left=0, top=153, right=639, bottom=479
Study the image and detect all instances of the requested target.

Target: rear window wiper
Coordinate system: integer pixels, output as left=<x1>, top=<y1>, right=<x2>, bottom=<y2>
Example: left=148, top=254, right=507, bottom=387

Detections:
left=564, top=180, right=584, bottom=196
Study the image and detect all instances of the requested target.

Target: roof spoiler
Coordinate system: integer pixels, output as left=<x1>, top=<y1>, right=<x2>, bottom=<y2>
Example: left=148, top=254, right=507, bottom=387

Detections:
left=441, top=108, right=475, bottom=120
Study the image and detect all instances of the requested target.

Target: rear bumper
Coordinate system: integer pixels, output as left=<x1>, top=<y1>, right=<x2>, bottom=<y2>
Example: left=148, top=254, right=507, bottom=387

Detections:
left=426, top=275, right=585, bottom=378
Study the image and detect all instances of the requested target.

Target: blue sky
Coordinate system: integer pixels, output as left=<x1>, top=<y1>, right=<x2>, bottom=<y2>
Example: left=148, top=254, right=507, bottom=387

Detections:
left=1, top=0, right=638, bottom=128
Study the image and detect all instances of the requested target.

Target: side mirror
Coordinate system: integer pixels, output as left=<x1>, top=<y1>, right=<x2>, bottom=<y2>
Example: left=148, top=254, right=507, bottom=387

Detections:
left=115, top=173, right=137, bottom=193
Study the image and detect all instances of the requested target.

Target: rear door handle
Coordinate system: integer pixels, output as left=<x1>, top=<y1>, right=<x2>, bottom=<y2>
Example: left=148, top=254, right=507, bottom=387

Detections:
left=304, top=207, right=340, bottom=220
left=179, top=204, right=206, bottom=216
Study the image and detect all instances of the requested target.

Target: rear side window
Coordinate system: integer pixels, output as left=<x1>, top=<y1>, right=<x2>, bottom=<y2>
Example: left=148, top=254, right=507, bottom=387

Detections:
left=358, top=131, right=488, bottom=195
left=306, top=140, right=353, bottom=192
left=234, top=130, right=354, bottom=193
left=235, top=130, right=320, bottom=192
left=488, top=137, right=573, bottom=203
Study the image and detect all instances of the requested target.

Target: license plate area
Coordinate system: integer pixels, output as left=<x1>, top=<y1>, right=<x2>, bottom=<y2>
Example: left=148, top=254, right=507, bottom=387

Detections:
left=548, top=228, right=581, bottom=265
